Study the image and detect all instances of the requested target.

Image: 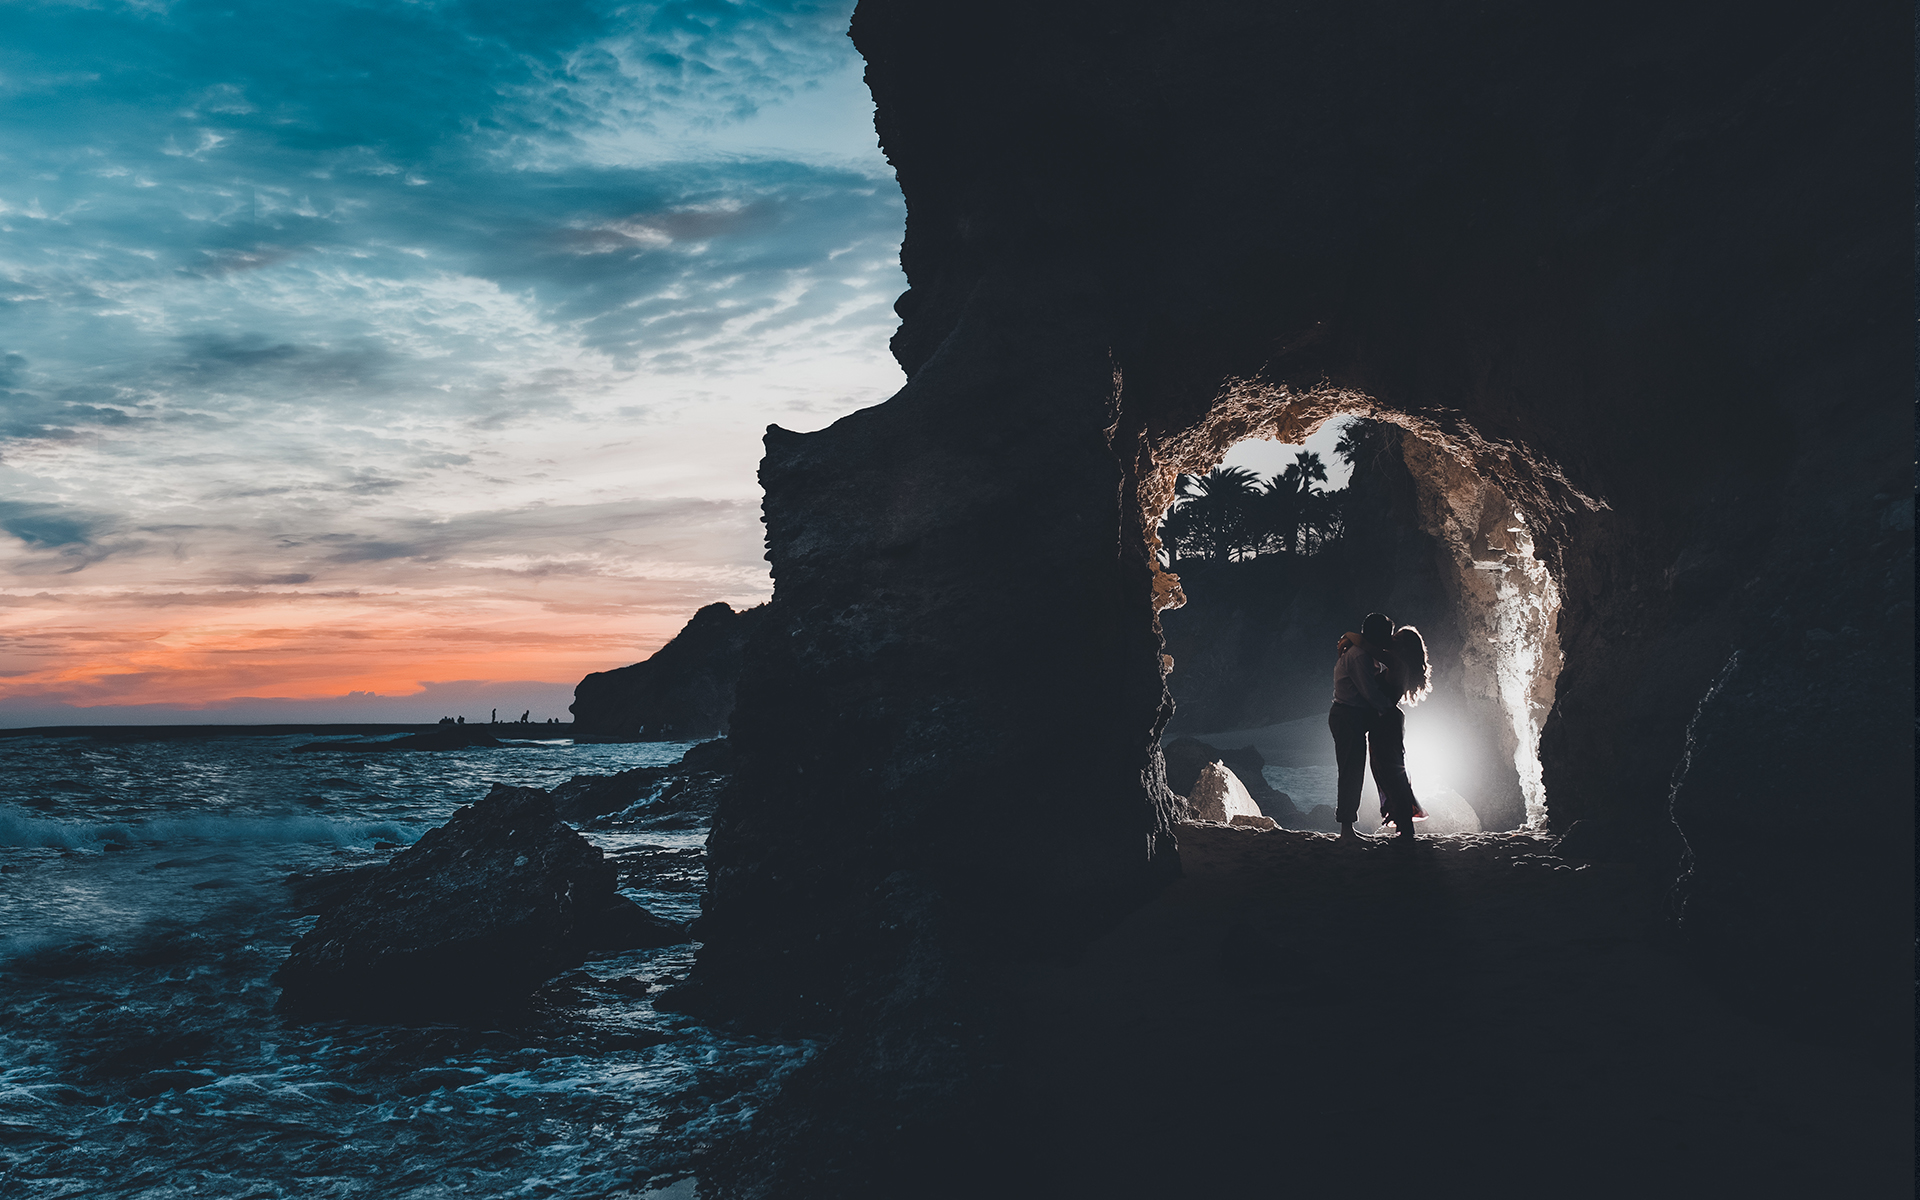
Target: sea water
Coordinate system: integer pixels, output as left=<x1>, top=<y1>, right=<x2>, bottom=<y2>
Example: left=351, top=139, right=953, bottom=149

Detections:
left=0, top=732, right=806, bottom=1198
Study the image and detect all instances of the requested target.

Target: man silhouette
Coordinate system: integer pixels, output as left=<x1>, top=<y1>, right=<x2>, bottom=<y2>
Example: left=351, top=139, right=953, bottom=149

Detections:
left=1329, top=612, right=1398, bottom=841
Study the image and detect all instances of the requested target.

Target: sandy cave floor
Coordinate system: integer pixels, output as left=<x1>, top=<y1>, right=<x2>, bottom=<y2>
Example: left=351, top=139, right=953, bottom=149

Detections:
left=998, top=825, right=1910, bottom=1198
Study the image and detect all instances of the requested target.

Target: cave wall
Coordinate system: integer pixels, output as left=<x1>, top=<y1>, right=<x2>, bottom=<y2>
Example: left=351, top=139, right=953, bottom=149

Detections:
left=696, top=265, right=1178, bottom=1028
left=695, top=0, right=1912, bottom=1060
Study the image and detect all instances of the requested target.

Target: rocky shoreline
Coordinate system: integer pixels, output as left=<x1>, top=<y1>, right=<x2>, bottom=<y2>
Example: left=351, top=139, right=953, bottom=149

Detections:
left=273, top=741, right=729, bottom=1023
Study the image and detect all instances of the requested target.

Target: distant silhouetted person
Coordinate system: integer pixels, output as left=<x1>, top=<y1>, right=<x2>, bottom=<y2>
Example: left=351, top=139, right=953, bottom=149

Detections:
left=520, top=710, right=530, bottom=723
left=457, top=716, right=465, bottom=725
left=491, top=708, right=497, bottom=724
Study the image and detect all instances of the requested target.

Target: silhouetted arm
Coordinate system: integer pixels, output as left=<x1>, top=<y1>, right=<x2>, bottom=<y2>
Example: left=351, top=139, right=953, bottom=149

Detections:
left=1340, top=646, right=1398, bottom=711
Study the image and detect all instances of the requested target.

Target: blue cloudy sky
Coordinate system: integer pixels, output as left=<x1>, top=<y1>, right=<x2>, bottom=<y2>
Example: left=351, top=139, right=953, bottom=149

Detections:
left=0, top=0, right=910, bottom=722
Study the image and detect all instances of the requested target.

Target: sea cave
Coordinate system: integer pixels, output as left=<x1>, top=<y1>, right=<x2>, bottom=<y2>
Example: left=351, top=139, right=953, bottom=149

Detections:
left=670, top=2, right=1911, bottom=1194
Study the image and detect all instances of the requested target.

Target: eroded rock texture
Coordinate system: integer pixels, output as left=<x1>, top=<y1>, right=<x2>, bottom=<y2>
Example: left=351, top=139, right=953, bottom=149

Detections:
left=692, top=1, right=1910, bottom=1190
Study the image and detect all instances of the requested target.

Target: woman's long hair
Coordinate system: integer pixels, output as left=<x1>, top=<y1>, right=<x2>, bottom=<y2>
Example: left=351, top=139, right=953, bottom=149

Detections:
left=1391, top=625, right=1431, bottom=706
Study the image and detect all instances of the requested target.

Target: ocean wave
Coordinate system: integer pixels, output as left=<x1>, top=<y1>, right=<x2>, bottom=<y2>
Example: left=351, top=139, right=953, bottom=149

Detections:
left=0, top=807, right=417, bottom=849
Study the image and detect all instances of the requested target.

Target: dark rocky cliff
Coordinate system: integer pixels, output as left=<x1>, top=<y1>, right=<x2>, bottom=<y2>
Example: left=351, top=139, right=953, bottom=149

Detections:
left=569, top=602, right=765, bottom=741
left=686, top=1, right=1911, bottom=1191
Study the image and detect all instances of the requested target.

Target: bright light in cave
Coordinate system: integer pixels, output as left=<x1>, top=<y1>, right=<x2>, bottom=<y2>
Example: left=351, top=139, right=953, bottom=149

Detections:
left=1485, top=511, right=1561, bottom=829
left=1159, top=414, right=1563, bottom=834
left=1403, top=721, right=1462, bottom=801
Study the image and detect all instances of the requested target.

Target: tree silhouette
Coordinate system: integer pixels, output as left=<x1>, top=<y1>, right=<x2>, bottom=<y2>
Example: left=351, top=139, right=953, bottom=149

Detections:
left=1164, top=466, right=1259, bottom=562
left=1333, top=418, right=1391, bottom=471
left=1262, top=450, right=1331, bottom=553
left=1161, top=453, right=1347, bottom=563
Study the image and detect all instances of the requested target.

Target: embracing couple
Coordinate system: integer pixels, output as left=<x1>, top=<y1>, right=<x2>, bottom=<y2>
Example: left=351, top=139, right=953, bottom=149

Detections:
left=1328, top=611, right=1431, bottom=842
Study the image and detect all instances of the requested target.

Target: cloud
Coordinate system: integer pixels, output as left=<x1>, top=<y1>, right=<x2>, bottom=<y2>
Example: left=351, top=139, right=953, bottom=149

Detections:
left=0, top=0, right=901, bottom=714
left=0, top=500, right=106, bottom=548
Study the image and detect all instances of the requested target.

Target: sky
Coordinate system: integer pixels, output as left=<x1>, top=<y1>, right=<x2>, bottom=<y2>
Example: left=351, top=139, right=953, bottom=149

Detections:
left=0, top=0, right=911, bottom=724
left=1220, top=422, right=1353, bottom=492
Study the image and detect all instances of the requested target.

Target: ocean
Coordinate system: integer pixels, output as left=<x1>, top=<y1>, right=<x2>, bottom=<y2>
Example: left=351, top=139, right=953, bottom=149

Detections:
left=0, top=730, right=804, bottom=1198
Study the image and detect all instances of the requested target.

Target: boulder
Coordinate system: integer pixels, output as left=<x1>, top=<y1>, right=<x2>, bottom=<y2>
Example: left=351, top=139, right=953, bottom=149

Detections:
left=273, top=784, right=685, bottom=1021
left=679, top=736, right=734, bottom=774
left=1210, top=745, right=1302, bottom=824
left=1411, top=787, right=1482, bottom=836
left=1187, top=761, right=1265, bottom=824
left=1164, top=737, right=1301, bottom=823
left=584, top=896, right=690, bottom=952
left=548, top=766, right=669, bottom=823
left=585, top=771, right=728, bottom=832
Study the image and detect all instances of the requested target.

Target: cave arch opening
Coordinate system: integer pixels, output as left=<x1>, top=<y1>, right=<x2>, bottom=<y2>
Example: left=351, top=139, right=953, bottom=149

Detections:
left=1140, top=399, right=1564, bottom=835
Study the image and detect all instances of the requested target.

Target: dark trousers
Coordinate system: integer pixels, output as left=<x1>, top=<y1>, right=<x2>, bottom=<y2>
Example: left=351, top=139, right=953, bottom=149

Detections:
left=1329, top=702, right=1374, bottom=824
left=1369, top=707, right=1418, bottom=828
left=1329, top=702, right=1419, bottom=827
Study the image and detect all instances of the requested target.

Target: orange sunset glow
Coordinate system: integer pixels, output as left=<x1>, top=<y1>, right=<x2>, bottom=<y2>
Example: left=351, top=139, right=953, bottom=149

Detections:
left=0, top=0, right=908, bottom=728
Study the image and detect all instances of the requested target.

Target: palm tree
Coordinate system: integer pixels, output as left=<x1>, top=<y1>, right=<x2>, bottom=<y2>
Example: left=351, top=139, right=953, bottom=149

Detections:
left=1188, top=466, right=1260, bottom=501
left=1255, top=474, right=1300, bottom=555
left=1163, top=467, right=1260, bottom=562
left=1280, top=450, right=1329, bottom=493
left=1333, top=418, right=1389, bottom=470
left=1300, top=487, right=1346, bottom=553
left=1260, top=451, right=1329, bottom=553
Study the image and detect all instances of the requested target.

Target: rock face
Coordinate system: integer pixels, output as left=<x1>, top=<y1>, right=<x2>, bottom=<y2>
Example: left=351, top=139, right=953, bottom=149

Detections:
left=547, top=766, right=669, bottom=823
left=570, top=602, right=766, bottom=741
left=690, top=2, right=1910, bottom=1190
left=274, top=785, right=683, bottom=1021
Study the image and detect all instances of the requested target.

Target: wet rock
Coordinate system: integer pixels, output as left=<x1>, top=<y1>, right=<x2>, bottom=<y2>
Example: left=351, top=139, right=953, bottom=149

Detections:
left=678, top=736, right=734, bottom=774
left=571, top=603, right=767, bottom=741
left=285, top=865, right=382, bottom=915
left=586, top=771, right=728, bottom=832
left=272, top=784, right=679, bottom=1021
left=583, top=896, right=689, bottom=952
left=548, top=766, right=669, bottom=823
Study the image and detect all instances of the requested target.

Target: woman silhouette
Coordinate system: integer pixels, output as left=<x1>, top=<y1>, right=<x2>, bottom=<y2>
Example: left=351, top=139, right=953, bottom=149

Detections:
left=1370, top=624, right=1431, bottom=839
